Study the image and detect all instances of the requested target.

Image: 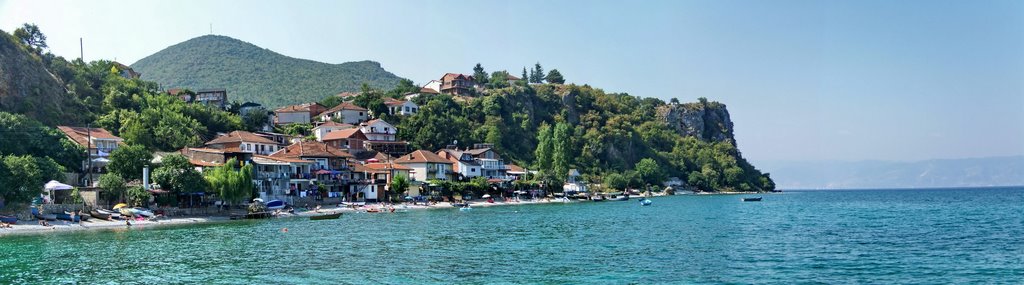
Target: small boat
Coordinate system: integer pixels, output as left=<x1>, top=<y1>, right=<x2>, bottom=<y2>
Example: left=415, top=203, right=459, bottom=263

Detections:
left=591, top=195, right=605, bottom=202
left=0, top=215, right=17, bottom=224
left=130, top=208, right=154, bottom=218
left=451, top=202, right=469, bottom=208
left=640, top=199, right=653, bottom=206
left=459, top=206, right=473, bottom=211
left=742, top=197, right=763, bottom=202
left=265, top=200, right=285, bottom=210
left=31, top=208, right=56, bottom=221
left=366, top=208, right=381, bottom=213
left=118, top=207, right=134, bottom=217
left=245, top=212, right=272, bottom=219
left=310, top=212, right=342, bottom=220
left=554, top=197, right=573, bottom=203
left=607, top=195, right=629, bottom=201
left=90, top=209, right=121, bottom=220
left=54, top=212, right=82, bottom=222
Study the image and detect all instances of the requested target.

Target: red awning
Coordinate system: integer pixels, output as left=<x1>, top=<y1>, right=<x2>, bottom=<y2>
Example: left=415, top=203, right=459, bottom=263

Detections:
left=487, top=178, right=504, bottom=183
left=315, top=169, right=332, bottom=175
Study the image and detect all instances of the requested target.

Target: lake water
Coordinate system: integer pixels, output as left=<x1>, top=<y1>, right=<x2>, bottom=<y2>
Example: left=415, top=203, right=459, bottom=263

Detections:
left=2, top=187, right=1023, bottom=284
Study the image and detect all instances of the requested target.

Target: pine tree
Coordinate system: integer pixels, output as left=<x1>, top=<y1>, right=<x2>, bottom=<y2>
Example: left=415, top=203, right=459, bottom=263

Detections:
left=521, top=67, right=529, bottom=84
left=545, top=69, right=565, bottom=84
left=472, top=63, right=489, bottom=85
left=530, top=62, right=545, bottom=83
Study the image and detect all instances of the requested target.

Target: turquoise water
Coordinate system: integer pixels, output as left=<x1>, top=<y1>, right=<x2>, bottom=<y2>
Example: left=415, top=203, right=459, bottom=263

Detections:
left=2, top=188, right=1023, bottom=284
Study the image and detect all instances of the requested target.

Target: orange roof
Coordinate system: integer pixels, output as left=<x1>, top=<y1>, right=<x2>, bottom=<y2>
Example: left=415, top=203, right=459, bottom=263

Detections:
left=313, top=122, right=355, bottom=129
left=206, top=130, right=278, bottom=145
left=324, top=101, right=368, bottom=114
left=322, top=128, right=367, bottom=141
left=57, top=126, right=122, bottom=147
left=271, top=141, right=354, bottom=159
left=383, top=98, right=406, bottom=106
left=185, top=147, right=225, bottom=154
left=420, top=87, right=439, bottom=94
left=365, top=163, right=412, bottom=170
left=395, top=150, right=452, bottom=164
left=506, top=164, right=525, bottom=172
left=506, top=74, right=521, bottom=81
left=189, top=159, right=223, bottom=167
left=441, top=73, right=473, bottom=82
left=275, top=102, right=324, bottom=113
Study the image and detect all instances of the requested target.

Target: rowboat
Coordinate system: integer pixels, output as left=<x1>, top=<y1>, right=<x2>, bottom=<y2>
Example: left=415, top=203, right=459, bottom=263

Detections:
left=265, top=200, right=285, bottom=210
left=130, top=208, right=154, bottom=218
left=0, top=215, right=17, bottom=224
left=118, top=207, right=134, bottom=217
left=640, top=199, right=653, bottom=206
left=31, top=208, right=56, bottom=221
left=310, top=212, right=342, bottom=220
left=54, top=212, right=82, bottom=222
left=742, top=197, right=763, bottom=202
left=607, top=195, right=629, bottom=201
left=90, top=209, right=121, bottom=220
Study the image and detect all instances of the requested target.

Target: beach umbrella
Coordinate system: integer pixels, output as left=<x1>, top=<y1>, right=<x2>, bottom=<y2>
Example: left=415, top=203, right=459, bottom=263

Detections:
left=44, top=180, right=73, bottom=191
left=482, top=194, right=492, bottom=198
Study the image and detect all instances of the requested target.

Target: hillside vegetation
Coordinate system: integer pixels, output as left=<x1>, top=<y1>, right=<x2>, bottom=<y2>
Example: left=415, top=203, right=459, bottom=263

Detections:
left=0, top=29, right=90, bottom=126
left=130, top=35, right=404, bottom=108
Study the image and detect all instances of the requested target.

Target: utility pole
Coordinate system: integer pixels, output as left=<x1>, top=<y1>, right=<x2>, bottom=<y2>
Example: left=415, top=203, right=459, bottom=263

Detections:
left=79, top=38, right=83, bottom=60
left=86, top=124, right=92, bottom=187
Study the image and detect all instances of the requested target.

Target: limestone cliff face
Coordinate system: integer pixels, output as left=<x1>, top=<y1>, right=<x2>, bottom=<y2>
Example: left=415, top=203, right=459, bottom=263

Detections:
left=657, top=99, right=735, bottom=144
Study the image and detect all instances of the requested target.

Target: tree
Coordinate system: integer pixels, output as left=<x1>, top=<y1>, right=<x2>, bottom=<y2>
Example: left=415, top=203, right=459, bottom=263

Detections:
left=242, top=107, right=270, bottom=132
left=530, top=63, right=545, bottom=83
left=634, top=158, right=665, bottom=187
left=521, top=68, right=528, bottom=84
left=551, top=122, right=572, bottom=182
left=125, top=186, right=151, bottom=207
left=603, top=173, right=628, bottom=191
left=488, top=70, right=511, bottom=89
left=0, top=155, right=63, bottom=205
left=472, top=63, right=489, bottom=85
left=152, top=154, right=206, bottom=194
left=533, top=123, right=554, bottom=171
left=545, top=69, right=565, bottom=84
left=204, top=158, right=253, bottom=206
left=0, top=112, right=86, bottom=171
left=98, top=173, right=127, bottom=203
left=13, top=23, right=47, bottom=54
left=107, top=145, right=153, bottom=181
left=390, top=175, right=409, bottom=202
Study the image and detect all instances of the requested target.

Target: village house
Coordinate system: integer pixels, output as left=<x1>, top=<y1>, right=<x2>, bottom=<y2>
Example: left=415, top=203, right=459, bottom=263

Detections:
left=179, top=147, right=229, bottom=172
left=274, top=102, right=327, bottom=125
left=394, top=150, right=454, bottom=182
left=436, top=147, right=482, bottom=180
left=383, top=98, right=418, bottom=115
left=319, top=102, right=368, bottom=125
left=251, top=155, right=314, bottom=203
left=347, top=162, right=412, bottom=202
left=359, top=119, right=409, bottom=156
left=311, top=121, right=355, bottom=141
left=335, top=91, right=361, bottom=100
left=205, top=130, right=281, bottom=156
left=439, top=73, right=476, bottom=95
left=195, top=88, right=228, bottom=110
left=506, top=164, right=528, bottom=180
left=321, top=128, right=367, bottom=151
left=270, top=141, right=353, bottom=198
left=57, top=126, right=124, bottom=186
left=421, top=80, right=442, bottom=94
left=111, top=62, right=141, bottom=79
left=254, top=131, right=300, bottom=148
left=462, top=144, right=509, bottom=180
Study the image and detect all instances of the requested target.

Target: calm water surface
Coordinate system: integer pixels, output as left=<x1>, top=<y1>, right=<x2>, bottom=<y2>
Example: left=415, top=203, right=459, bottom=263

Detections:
left=2, top=188, right=1023, bottom=284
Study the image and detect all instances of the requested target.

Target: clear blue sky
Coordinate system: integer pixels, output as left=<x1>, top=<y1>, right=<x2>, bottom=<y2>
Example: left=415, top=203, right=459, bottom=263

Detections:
left=2, top=0, right=1022, bottom=164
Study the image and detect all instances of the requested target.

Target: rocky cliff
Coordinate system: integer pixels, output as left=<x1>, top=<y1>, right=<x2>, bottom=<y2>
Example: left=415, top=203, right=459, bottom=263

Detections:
left=657, top=98, right=735, bottom=144
left=0, top=30, right=89, bottom=125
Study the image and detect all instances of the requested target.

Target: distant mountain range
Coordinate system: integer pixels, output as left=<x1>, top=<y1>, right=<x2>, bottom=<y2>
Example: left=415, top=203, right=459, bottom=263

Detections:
left=131, top=35, right=404, bottom=108
left=758, top=156, right=1024, bottom=189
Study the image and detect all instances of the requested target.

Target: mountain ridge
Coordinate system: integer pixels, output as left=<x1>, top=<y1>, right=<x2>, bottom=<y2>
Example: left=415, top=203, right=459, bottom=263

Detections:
left=759, top=156, right=1024, bottom=189
left=130, top=35, right=404, bottom=108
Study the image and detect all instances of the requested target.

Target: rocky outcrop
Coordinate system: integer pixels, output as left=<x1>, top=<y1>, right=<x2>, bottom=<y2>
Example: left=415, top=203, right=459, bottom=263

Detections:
left=0, top=30, right=89, bottom=125
left=657, top=99, right=735, bottom=144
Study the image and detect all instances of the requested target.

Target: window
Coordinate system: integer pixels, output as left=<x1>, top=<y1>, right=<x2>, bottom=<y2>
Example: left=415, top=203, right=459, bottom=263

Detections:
left=359, top=112, right=364, bottom=116
left=384, top=127, right=389, bottom=133
left=471, top=168, right=477, bottom=172
left=405, top=106, right=410, bottom=112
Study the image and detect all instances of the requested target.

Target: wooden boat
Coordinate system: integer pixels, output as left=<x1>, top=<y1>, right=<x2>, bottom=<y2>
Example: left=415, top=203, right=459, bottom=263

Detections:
left=31, top=208, right=57, bottom=221
left=0, top=215, right=17, bottom=224
left=90, top=209, right=121, bottom=220
left=607, top=195, right=628, bottom=201
left=130, top=208, right=154, bottom=218
left=54, top=212, right=80, bottom=222
left=640, top=199, right=653, bottom=206
left=118, top=207, right=134, bottom=217
left=591, top=195, right=605, bottom=202
left=742, top=197, right=763, bottom=202
left=366, top=208, right=381, bottom=213
left=310, top=212, right=342, bottom=220
left=265, top=200, right=285, bottom=210
left=245, top=212, right=272, bottom=219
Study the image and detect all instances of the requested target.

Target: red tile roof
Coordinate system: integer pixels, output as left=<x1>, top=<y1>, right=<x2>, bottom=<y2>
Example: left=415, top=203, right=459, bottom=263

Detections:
left=322, top=128, right=367, bottom=141
left=57, top=126, right=122, bottom=147
left=323, top=101, right=369, bottom=114
left=506, top=164, right=525, bottom=173
left=206, top=130, right=278, bottom=145
left=383, top=98, right=406, bottom=106
left=275, top=102, right=325, bottom=113
left=365, top=163, right=413, bottom=171
left=419, top=87, right=439, bottom=94
left=395, top=150, right=452, bottom=164
left=271, top=141, right=353, bottom=158
left=336, top=91, right=361, bottom=98
left=313, top=122, right=355, bottom=129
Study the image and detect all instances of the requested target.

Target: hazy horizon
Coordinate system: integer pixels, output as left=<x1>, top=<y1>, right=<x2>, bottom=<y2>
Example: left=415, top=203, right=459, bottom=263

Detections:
left=2, top=0, right=1022, bottom=165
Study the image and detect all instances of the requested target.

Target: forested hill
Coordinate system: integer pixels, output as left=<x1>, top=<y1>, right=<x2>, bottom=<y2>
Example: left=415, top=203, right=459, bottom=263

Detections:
left=0, top=29, right=90, bottom=126
left=131, top=35, right=403, bottom=108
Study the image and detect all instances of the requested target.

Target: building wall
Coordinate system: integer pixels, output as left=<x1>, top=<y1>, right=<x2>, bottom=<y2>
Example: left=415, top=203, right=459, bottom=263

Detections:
left=277, top=112, right=310, bottom=124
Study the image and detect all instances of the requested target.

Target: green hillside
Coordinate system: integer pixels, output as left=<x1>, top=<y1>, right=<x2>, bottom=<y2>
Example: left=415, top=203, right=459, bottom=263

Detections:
left=130, top=35, right=404, bottom=108
left=0, top=29, right=90, bottom=126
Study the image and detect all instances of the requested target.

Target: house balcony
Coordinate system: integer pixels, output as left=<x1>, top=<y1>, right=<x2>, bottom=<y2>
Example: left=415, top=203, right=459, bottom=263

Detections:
left=290, top=173, right=315, bottom=180
left=257, top=172, right=289, bottom=179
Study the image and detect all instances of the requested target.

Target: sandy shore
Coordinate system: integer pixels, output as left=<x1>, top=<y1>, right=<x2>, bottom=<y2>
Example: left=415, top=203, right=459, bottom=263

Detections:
left=1, top=194, right=671, bottom=236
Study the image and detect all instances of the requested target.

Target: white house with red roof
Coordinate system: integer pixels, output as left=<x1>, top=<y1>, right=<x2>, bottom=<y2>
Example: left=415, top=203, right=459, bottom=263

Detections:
left=383, top=98, right=418, bottom=116
left=312, top=121, right=356, bottom=141
left=395, top=150, right=454, bottom=182
left=205, top=130, right=281, bottom=155
left=319, top=102, right=368, bottom=125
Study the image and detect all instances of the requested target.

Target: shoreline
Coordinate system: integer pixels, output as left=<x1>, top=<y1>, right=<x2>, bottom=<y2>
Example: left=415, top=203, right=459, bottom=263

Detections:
left=1, top=193, right=675, bottom=237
